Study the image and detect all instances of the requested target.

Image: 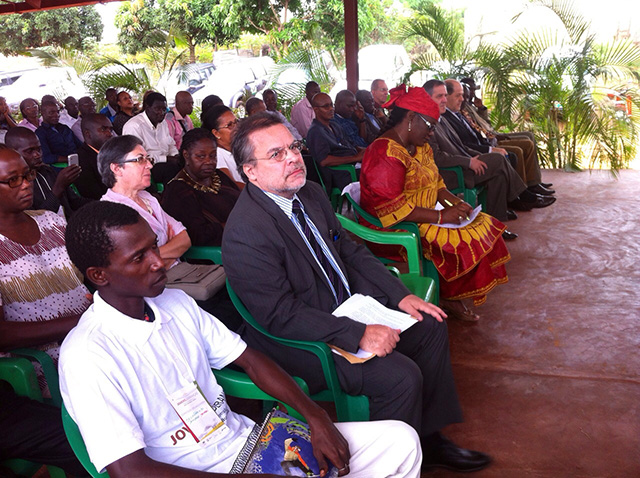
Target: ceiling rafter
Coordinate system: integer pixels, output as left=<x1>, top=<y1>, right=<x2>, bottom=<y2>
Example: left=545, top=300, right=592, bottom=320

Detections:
left=0, top=0, right=121, bottom=15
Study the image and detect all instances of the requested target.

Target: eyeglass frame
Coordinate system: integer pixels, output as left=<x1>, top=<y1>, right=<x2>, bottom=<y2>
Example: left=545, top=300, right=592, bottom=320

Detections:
left=219, top=118, right=239, bottom=130
left=253, top=140, right=304, bottom=163
left=416, top=113, right=436, bottom=132
left=0, top=169, right=38, bottom=188
left=119, top=154, right=156, bottom=166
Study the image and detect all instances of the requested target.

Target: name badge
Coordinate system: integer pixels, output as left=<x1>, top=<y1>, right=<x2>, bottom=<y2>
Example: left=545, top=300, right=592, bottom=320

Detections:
left=167, top=381, right=227, bottom=447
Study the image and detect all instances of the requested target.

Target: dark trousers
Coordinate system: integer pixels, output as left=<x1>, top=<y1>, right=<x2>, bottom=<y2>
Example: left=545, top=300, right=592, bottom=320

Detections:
left=0, top=388, right=88, bottom=476
left=334, top=314, right=463, bottom=436
left=242, top=313, right=463, bottom=437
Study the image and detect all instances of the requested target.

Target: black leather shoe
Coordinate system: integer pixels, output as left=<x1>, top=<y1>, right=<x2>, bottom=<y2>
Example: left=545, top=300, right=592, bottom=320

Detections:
left=528, top=184, right=556, bottom=195
left=529, top=195, right=556, bottom=208
left=506, top=209, right=518, bottom=221
left=422, top=438, right=492, bottom=473
left=502, top=230, right=518, bottom=240
left=541, top=182, right=553, bottom=188
left=508, top=198, right=533, bottom=211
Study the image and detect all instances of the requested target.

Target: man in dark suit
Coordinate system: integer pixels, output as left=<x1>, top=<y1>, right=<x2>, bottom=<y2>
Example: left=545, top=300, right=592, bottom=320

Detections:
left=75, top=114, right=114, bottom=199
left=222, top=112, right=492, bottom=473
left=425, top=80, right=553, bottom=230
left=446, top=79, right=555, bottom=197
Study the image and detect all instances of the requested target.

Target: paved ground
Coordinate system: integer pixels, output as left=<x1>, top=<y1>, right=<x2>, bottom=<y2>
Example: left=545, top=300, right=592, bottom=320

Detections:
left=431, top=169, right=640, bottom=477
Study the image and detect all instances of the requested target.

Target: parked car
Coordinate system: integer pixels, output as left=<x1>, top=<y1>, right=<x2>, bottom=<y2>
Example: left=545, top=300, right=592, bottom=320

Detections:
left=156, top=63, right=215, bottom=104
left=3, top=67, right=87, bottom=114
left=193, top=57, right=274, bottom=109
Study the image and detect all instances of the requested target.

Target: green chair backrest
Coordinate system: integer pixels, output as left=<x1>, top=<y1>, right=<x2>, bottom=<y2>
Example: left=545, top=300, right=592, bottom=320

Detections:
left=182, top=246, right=222, bottom=265
left=226, top=281, right=369, bottom=422
left=336, top=214, right=437, bottom=305
left=311, top=160, right=357, bottom=212
left=439, top=165, right=487, bottom=208
left=343, top=191, right=440, bottom=300
left=0, top=357, right=67, bottom=478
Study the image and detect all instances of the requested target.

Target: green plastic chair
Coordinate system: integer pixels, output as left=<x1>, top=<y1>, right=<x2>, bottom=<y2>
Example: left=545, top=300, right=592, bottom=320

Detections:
left=10, top=347, right=63, bottom=407
left=343, top=191, right=440, bottom=302
left=0, top=357, right=66, bottom=478
left=60, top=367, right=310, bottom=478
left=336, top=214, right=437, bottom=305
left=227, top=282, right=369, bottom=423
left=312, top=160, right=357, bottom=212
left=440, top=165, right=487, bottom=209
left=182, top=245, right=222, bottom=264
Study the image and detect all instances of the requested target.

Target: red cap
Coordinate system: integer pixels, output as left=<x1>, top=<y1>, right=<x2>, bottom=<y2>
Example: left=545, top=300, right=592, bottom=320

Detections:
left=382, top=84, right=440, bottom=120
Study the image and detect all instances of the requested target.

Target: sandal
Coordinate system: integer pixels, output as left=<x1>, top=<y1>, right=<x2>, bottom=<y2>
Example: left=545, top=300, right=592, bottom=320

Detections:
left=440, top=300, right=481, bottom=322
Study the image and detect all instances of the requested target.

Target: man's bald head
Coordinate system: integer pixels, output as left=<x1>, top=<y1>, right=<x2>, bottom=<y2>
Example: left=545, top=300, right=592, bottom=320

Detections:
left=81, top=114, right=115, bottom=149
left=4, top=126, right=36, bottom=150
left=175, top=91, right=194, bottom=117
left=334, top=90, right=357, bottom=119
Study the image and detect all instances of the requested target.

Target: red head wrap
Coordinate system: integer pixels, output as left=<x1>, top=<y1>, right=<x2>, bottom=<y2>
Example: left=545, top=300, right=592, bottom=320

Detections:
left=382, top=84, right=440, bottom=120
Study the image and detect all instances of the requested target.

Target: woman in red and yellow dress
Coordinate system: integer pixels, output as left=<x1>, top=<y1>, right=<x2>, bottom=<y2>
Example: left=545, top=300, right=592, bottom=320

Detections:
left=360, top=85, right=510, bottom=321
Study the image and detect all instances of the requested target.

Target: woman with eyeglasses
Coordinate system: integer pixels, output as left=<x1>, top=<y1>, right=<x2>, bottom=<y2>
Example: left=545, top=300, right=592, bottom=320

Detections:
left=359, top=86, right=510, bottom=321
left=17, top=98, right=42, bottom=132
left=161, top=128, right=240, bottom=247
left=0, top=145, right=91, bottom=393
left=97, top=135, right=191, bottom=269
left=201, top=104, right=244, bottom=189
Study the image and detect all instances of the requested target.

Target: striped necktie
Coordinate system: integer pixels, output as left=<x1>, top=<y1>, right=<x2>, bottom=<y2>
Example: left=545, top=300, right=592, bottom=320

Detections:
left=292, top=199, right=347, bottom=304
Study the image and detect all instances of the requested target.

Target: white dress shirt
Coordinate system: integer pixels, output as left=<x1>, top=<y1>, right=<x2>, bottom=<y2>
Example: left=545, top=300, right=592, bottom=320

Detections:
left=122, top=112, right=178, bottom=163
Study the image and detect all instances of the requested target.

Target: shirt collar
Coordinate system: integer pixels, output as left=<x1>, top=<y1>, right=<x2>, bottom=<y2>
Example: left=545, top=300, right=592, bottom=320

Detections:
left=262, top=190, right=302, bottom=219
left=89, top=291, right=172, bottom=344
left=171, top=107, right=185, bottom=121
left=143, top=111, right=158, bottom=130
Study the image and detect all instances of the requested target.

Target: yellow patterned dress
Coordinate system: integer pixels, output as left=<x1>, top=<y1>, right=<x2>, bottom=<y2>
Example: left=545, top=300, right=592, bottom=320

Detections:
left=360, top=138, right=510, bottom=305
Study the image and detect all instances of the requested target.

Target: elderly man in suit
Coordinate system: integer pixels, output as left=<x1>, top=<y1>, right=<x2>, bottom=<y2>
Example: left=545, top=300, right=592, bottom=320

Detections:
left=222, top=112, right=492, bottom=473
left=424, top=79, right=553, bottom=237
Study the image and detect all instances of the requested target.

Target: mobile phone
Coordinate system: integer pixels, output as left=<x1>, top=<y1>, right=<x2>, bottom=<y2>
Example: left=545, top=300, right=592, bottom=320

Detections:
left=67, top=154, right=79, bottom=166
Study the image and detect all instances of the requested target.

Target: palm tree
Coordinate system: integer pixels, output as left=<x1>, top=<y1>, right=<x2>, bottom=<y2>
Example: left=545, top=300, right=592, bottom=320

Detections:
left=475, top=0, right=640, bottom=170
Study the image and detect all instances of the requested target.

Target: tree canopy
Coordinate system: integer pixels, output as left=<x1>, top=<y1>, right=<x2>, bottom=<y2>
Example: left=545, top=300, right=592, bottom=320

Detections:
left=116, top=0, right=241, bottom=62
left=0, top=6, right=102, bottom=56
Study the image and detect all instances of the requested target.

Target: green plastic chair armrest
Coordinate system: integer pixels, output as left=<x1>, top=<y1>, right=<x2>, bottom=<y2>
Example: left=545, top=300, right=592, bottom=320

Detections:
left=10, top=348, right=62, bottom=407
left=344, top=193, right=422, bottom=237
left=61, top=403, right=110, bottom=477
left=0, top=357, right=41, bottom=401
left=386, top=266, right=401, bottom=278
left=399, top=275, right=437, bottom=304
left=212, top=368, right=308, bottom=422
left=337, top=214, right=421, bottom=275
left=328, top=164, right=358, bottom=183
left=439, top=166, right=465, bottom=194
left=182, top=246, right=222, bottom=265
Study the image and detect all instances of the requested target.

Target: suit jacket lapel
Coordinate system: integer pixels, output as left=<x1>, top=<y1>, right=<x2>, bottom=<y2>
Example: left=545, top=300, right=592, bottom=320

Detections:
left=245, top=183, right=333, bottom=289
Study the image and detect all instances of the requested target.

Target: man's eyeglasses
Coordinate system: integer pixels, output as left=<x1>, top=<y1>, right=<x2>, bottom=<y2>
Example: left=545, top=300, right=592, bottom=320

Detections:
left=417, top=114, right=436, bottom=132
left=255, top=141, right=304, bottom=162
left=120, top=155, right=155, bottom=166
left=315, top=102, right=333, bottom=109
left=0, top=169, right=37, bottom=188
left=219, top=119, right=239, bottom=130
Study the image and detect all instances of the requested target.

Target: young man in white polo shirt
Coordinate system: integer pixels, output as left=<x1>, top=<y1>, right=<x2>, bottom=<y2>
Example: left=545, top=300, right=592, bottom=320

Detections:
left=60, top=201, right=421, bottom=478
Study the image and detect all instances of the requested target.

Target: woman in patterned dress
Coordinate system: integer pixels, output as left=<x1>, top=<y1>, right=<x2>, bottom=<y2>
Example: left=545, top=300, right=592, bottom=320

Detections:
left=0, top=145, right=90, bottom=392
left=359, top=86, right=510, bottom=321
